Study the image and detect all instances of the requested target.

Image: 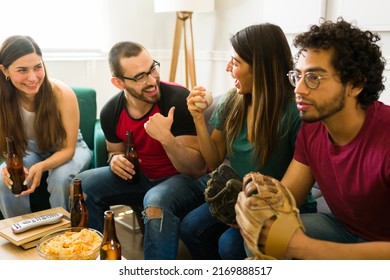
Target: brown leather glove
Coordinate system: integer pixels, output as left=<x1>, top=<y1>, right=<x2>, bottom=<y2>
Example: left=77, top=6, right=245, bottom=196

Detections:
left=204, top=164, right=242, bottom=225
left=235, top=172, right=304, bottom=259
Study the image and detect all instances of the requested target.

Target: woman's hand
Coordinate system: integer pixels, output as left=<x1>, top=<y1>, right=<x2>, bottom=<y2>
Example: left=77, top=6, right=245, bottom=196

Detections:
left=1, top=165, right=12, bottom=189
left=2, top=165, right=31, bottom=196
left=21, top=162, right=45, bottom=195
left=186, top=86, right=209, bottom=119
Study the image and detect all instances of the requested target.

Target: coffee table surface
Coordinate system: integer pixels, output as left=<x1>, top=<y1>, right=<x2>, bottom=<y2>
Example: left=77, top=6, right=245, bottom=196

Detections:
left=0, top=207, right=70, bottom=260
left=0, top=237, right=39, bottom=260
left=0, top=208, right=125, bottom=260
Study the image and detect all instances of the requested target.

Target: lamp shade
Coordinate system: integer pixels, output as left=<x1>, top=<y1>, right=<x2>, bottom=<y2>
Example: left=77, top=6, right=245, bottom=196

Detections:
left=154, top=0, right=215, bottom=13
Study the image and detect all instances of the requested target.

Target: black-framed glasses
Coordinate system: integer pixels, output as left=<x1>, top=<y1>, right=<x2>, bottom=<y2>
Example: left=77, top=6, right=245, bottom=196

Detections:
left=287, top=70, right=328, bottom=90
left=118, top=60, right=160, bottom=85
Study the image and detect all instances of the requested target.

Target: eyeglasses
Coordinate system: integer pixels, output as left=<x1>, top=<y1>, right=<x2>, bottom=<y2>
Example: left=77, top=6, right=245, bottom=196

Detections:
left=287, top=70, right=328, bottom=90
left=118, top=60, right=160, bottom=85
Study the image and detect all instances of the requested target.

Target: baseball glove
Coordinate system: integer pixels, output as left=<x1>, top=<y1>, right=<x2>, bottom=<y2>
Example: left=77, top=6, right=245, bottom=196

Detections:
left=235, top=172, right=304, bottom=260
left=204, top=164, right=242, bottom=225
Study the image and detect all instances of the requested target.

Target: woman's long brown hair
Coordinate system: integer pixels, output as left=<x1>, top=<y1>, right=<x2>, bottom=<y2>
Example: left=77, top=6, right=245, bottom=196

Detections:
left=0, top=35, right=66, bottom=160
left=223, top=23, right=295, bottom=167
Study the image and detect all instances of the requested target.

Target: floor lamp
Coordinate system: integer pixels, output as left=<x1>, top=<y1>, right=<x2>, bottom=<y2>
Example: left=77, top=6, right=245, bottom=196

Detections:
left=171, top=11, right=196, bottom=89
left=154, top=0, right=215, bottom=89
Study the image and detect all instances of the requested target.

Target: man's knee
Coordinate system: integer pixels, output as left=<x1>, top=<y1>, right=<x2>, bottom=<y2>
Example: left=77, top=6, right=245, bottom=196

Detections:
left=145, top=206, right=163, bottom=218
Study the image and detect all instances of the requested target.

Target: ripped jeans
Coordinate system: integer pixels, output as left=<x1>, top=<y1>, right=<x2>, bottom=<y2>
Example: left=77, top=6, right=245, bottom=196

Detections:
left=76, top=166, right=209, bottom=260
left=142, top=173, right=209, bottom=259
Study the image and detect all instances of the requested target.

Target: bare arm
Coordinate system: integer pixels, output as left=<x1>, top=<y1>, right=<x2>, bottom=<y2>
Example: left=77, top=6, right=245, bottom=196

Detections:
left=281, top=159, right=315, bottom=207
left=187, top=86, right=226, bottom=170
left=144, top=107, right=207, bottom=178
left=23, top=79, right=79, bottom=194
left=277, top=159, right=390, bottom=259
left=160, top=134, right=207, bottom=178
left=287, top=229, right=390, bottom=260
left=242, top=158, right=390, bottom=260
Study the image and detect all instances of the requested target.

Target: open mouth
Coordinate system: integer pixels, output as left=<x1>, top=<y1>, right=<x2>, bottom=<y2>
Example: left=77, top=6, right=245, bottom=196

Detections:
left=143, top=86, right=158, bottom=96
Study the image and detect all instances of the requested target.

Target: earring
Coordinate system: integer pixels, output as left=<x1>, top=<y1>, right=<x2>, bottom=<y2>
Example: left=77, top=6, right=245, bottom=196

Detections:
left=5, top=76, right=10, bottom=81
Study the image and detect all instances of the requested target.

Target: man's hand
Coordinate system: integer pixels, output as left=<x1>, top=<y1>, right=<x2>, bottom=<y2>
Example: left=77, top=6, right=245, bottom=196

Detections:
left=109, top=154, right=136, bottom=181
left=144, top=107, right=175, bottom=145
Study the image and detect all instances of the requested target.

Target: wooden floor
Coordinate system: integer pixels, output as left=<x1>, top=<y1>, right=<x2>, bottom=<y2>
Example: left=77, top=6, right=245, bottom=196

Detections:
left=112, top=205, right=192, bottom=260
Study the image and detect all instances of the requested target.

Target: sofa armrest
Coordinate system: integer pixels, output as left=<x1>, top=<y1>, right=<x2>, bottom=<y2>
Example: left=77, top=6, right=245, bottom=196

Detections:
left=93, top=120, right=109, bottom=168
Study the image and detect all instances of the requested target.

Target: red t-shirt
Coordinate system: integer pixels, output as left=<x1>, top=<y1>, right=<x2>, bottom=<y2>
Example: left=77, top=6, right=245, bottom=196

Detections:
left=100, top=81, right=196, bottom=179
left=115, top=105, right=177, bottom=179
left=294, top=101, right=390, bottom=241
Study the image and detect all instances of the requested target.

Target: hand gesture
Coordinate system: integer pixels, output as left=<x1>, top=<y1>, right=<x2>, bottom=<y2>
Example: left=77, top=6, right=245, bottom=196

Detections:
left=144, top=107, right=175, bottom=144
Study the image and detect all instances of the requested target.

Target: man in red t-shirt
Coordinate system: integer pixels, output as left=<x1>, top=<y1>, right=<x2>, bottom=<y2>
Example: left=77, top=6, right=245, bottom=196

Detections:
left=237, top=18, right=390, bottom=259
left=76, top=41, right=209, bottom=260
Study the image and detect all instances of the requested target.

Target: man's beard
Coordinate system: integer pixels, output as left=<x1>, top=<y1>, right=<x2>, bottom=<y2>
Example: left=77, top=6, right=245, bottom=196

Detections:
left=124, top=82, right=160, bottom=104
left=300, top=87, right=346, bottom=123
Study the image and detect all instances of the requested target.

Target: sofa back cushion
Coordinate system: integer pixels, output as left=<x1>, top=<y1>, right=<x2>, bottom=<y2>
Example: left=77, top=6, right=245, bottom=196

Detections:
left=72, top=87, right=97, bottom=150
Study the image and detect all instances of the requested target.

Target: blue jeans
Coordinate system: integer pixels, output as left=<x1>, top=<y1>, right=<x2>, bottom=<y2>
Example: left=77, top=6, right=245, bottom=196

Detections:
left=180, top=203, right=246, bottom=259
left=76, top=167, right=209, bottom=260
left=0, top=131, right=92, bottom=218
left=300, top=213, right=367, bottom=242
left=182, top=198, right=318, bottom=260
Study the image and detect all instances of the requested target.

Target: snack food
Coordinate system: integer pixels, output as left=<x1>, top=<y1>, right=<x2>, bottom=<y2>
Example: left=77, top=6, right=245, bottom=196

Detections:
left=37, top=227, right=103, bottom=260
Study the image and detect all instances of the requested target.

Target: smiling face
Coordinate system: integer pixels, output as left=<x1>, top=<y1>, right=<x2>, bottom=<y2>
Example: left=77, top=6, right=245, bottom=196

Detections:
left=3, top=52, right=45, bottom=97
left=116, top=49, right=161, bottom=104
left=226, top=49, right=253, bottom=95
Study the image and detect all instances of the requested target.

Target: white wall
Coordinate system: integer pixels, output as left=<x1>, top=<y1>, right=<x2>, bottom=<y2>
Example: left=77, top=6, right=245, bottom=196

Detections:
left=44, top=0, right=390, bottom=117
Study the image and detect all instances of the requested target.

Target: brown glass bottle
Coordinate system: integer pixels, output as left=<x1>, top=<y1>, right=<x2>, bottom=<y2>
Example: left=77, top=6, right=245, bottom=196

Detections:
left=70, top=178, right=89, bottom=227
left=6, top=137, right=26, bottom=195
left=100, top=210, right=121, bottom=260
left=125, top=130, right=139, bottom=183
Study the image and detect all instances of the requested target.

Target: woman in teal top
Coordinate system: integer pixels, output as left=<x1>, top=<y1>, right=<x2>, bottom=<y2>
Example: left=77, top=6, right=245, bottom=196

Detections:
left=180, top=23, right=316, bottom=260
left=210, top=91, right=301, bottom=181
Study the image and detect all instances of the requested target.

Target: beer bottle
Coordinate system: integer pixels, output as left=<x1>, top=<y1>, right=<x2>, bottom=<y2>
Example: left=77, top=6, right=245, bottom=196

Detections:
left=6, top=136, right=26, bottom=194
left=100, top=210, right=121, bottom=260
left=125, top=130, right=139, bottom=183
left=70, top=178, right=89, bottom=227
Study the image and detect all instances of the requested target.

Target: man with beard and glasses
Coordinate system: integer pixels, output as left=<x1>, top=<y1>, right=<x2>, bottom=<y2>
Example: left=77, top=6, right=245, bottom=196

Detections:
left=76, top=41, right=209, bottom=260
left=236, top=18, right=390, bottom=259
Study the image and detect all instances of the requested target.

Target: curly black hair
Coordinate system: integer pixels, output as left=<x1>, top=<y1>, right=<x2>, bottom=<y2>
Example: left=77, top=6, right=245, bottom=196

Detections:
left=293, top=17, right=386, bottom=106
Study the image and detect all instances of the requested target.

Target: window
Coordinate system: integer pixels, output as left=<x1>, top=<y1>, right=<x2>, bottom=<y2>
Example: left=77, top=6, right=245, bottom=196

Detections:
left=1, top=0, right=103, bottom=51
